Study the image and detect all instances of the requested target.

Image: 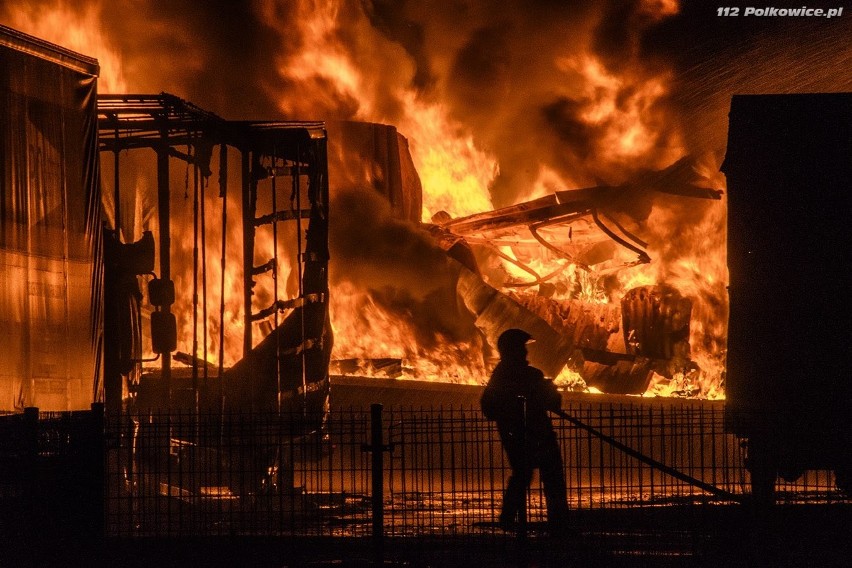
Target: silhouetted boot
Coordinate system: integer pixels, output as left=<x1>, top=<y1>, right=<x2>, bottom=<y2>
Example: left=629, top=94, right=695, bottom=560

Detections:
left=498, top=510, right=517, bottom=531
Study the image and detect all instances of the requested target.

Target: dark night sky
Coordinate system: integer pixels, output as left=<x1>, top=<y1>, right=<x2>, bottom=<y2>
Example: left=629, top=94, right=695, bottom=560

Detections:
left=643, top=1, right=852, bottom=151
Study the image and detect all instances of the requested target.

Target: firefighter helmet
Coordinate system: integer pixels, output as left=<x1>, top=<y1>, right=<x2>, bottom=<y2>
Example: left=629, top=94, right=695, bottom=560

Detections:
left=497, top=328, right=533, bottom=356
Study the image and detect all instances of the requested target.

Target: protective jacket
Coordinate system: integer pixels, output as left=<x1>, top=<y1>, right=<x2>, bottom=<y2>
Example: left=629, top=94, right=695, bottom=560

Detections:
left=481, top=359, right=562, bottom=441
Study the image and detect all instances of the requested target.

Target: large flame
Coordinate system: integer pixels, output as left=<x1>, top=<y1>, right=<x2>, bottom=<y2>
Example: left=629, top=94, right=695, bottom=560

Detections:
left=399, top=92, right=497, bottom=221
left=5, top=0, right=741, bottom=398
left=262, top=0, right=727, bottom=397
left=557, top=55, right=682, bottom=166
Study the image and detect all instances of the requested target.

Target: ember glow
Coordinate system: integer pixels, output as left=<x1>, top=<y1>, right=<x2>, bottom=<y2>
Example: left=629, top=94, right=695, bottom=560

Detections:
left=5, top=0, right=850, bottom=398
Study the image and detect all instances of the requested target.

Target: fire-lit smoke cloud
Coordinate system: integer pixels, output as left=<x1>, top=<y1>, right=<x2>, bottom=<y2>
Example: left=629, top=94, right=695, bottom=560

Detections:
left=5, top=0, right=850, bottom=167
left=254, top=0, right=689, bottom=206
left=406, top=0, right=687, bottom=203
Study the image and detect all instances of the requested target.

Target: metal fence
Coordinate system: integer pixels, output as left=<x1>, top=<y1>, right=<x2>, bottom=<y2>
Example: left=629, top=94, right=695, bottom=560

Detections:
left=102, top=402, right=843, bottom=533
left=2, top=401, right=849, bottom=565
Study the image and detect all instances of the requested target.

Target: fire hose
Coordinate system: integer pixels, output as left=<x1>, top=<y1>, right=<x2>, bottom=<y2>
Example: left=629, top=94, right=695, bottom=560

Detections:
left=551, top=407, right=743, bottom=503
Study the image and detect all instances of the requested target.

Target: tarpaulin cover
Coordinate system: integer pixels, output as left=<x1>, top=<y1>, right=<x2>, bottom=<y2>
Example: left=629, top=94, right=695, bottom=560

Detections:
left=0, top=26, right=100, bottom=411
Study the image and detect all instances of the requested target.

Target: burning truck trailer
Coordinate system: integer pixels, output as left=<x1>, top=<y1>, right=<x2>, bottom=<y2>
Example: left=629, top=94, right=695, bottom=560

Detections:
left=99, top=94, right=332, bottom=497
left=420, top=94, right=852, bottom=500
left=724, top=93, right=852, bottom=500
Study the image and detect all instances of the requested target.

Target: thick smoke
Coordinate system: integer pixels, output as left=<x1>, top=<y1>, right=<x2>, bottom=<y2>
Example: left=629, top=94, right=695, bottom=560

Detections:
left=329, top=186, right=480, bottom=347
left=6, top=0, right=849, bottom=190
left=3, top=1, right=681, bottom=201
left=330, top=187, right=451, bottom=298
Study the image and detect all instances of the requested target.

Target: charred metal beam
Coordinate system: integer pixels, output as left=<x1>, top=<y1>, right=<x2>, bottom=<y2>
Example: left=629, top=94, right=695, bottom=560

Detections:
left=252, top=258, right=276, bottom=276
left=440, top=193, right=598, bottom=235
left=156, top=131, right=172, bottom=403
left=250, top=293, right=327, bottom=322
left=254, top=208, right=312, bottom=226
left=591, top=209, right=651, bottom=264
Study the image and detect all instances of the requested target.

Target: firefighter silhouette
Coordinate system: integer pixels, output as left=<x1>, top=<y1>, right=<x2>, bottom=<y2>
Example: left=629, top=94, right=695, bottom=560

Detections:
left=481, top=328, right=570, bottom=531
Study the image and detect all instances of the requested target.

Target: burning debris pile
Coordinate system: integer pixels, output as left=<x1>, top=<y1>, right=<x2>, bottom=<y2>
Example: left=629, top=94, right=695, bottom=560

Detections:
left=328, top=134, right=726, bottom=398
left=431, top=154, right=725, bottom=397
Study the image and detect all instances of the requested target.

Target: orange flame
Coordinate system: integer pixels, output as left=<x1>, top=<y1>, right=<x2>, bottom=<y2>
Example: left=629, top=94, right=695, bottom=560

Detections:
left=555, top=53, right=684, bottom=172
left=396, top=93, right=497, bottom=221
left=4, top=2, right=127, bottom=93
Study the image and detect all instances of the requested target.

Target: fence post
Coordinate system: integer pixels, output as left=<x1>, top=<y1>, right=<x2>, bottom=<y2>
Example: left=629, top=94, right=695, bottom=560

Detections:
left=517, top=396, right=528, bottom=548
left=362, top=403, right=389, bottom=562
left=88, top=402, right=106, bottom=541
left=23, top=407, right=39, bottom=538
